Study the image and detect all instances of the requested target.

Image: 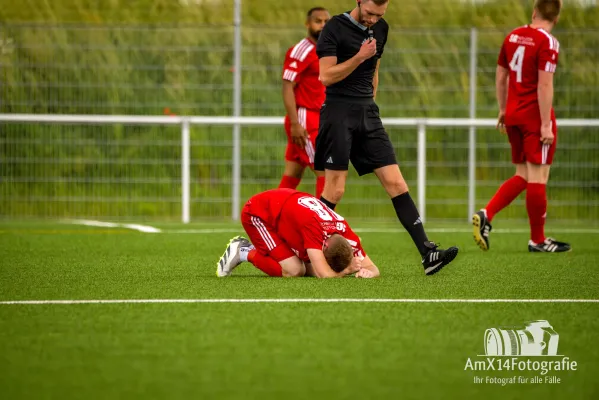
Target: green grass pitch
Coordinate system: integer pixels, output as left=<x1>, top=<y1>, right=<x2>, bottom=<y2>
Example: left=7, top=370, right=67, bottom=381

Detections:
left=1, top=220, right=598, bottom=399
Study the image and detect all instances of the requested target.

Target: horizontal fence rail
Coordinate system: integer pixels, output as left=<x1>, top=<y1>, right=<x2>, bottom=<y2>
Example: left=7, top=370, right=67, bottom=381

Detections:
left=2, top=114, right=599, bottom=224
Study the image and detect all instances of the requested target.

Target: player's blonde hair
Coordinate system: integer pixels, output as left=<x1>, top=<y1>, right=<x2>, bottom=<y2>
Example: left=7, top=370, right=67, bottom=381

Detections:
left=534, top=0, right=562, bottom=22
left=323, top=234, right=354, bottom=273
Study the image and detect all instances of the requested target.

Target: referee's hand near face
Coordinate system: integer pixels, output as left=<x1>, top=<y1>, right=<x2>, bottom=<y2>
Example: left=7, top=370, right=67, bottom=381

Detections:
left=313, top=0, right=460, bottom=275
left=358, top=39, right=378, bottom=61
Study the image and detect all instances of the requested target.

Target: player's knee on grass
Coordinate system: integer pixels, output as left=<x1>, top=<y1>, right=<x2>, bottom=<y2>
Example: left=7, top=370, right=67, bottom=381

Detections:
left=280, top=256, right=306, bottom=278
left=323, top=234, right=353, bottom=273
left=526, top=163, right=551, bottom=184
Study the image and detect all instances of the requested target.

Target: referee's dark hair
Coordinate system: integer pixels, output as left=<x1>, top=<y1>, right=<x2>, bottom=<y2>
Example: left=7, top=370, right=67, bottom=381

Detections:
left=307, top=7, right=327, bottom=18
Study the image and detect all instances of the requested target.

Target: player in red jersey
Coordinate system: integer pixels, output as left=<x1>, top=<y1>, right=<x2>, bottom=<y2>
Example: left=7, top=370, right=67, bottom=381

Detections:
left=279, top=7, right=330, bottom=199
left=216, top=188, right=380, bottom=278
left=473, top=0, right=570, bottom=253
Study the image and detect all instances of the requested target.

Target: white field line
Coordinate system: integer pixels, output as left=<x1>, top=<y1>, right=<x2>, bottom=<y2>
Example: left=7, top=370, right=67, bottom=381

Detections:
left=1, top=298, right=598, bottom=305
left=67, top=219, right=162, bottom=233
left=166, top=228, right=599, bottom=234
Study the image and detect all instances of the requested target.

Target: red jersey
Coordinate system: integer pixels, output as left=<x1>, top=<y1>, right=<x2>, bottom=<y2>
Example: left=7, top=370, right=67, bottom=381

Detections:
left=246, top=189, right=365, bottom=263
left=282, top=38, right=325, bottom=111
left=498, top=25, right=560, bottom=125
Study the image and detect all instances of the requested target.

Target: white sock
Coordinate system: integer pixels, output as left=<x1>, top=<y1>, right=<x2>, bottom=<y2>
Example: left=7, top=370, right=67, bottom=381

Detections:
left=239, top=245, right=254, bottom=262
left=481, top=209, right=488, bottom=219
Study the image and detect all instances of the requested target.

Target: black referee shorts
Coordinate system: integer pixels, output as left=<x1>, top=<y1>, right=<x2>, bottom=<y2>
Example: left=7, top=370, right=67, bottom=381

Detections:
left=314, top=96, right=397, bottom=176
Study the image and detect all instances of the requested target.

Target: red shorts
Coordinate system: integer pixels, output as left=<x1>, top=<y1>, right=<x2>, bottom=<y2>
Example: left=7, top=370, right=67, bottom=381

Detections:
left=241, top=204, right=295, bottom=262
left=507, top=119, right=557, bottom=165
left=284, top=107, right=319, bottom=168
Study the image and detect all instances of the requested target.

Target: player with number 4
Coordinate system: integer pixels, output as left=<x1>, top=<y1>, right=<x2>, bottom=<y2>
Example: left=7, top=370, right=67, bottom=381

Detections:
left=216, top=188, right=379, bottom=278
left=473, top=0, right=571, bottom=253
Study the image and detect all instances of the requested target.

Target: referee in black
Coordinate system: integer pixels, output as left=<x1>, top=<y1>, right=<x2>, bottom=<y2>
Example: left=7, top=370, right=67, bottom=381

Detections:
left=314, top=0, right=458, bottom=275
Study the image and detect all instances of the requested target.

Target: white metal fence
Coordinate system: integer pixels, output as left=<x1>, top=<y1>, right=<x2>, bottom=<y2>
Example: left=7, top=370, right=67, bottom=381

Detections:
left=2, top=114, right=598, bottom=224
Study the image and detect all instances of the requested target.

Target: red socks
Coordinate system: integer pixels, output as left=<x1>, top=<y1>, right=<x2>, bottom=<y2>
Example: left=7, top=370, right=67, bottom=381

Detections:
left=485, top=175, right=528, bottom=221
left=526, top=183, right=547, bottom=244
left=248, top=249, right=283, bottom=277
left=279, top=175, right=325, bottom=199
left=279, top=175, right=301, bottom=189
left=485, top=175, right=547, bottom=244
left=316, top=176, right=325, bottom=199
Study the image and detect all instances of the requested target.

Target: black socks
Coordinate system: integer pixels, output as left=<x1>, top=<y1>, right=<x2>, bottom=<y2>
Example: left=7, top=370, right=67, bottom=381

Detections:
left=319, top=196, right=337, bottom=211
left=392, top=192, right=429, bottom=256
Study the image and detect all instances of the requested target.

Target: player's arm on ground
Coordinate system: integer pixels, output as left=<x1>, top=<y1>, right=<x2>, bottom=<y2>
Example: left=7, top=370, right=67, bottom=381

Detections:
left=346, top=232, right=379, bottom=278
left=373, top=59, right=381, bottom=101
left=356, top=255, right=379, bottom=278
left=306, top=249, right=359, bottom=278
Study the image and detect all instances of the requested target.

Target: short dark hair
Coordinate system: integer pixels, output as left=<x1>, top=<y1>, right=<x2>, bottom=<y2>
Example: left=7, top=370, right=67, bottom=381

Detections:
left=307, top=7, right=327, bottom=18
left=534, top=0, right=562, bottom=22
left=368, top=0, right=389, bottom=5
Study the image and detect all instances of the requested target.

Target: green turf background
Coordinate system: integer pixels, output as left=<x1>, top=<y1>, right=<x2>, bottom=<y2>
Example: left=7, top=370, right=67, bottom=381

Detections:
left=1, top=221, right=598, bottom=399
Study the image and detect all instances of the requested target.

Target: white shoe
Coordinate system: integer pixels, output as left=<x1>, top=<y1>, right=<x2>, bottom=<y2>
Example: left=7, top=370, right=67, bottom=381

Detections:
left=216, top=236, right=252, bottom=277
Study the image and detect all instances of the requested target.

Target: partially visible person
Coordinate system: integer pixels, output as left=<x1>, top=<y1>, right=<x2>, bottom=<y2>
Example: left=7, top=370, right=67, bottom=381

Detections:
left=279, top=7, right=330, bottom=198
left=314, top=0, right=459, bottom=274
left=473, top=0, right=571, bottom=253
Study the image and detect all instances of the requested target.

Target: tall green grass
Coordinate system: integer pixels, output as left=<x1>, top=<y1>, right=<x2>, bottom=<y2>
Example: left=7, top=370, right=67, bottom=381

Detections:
left=1, top=0, right=598, bottom=221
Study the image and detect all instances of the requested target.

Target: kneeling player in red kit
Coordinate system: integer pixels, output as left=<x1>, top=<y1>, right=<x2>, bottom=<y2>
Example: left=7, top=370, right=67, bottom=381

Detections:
left=216, top=188, right=379, bottom=278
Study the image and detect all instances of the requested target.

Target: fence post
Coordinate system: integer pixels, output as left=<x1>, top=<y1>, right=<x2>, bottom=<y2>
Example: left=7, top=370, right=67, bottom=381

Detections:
left=231, top=0, right=242, bottom=221
left=417, top=123, right=426, bottom=223
left=181, top=119, right=190, bottom=224
left=468, top=27, right=478, bottom=222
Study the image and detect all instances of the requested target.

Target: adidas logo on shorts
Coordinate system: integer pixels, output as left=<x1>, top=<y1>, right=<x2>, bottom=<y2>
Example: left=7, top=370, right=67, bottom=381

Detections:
left=326, top=157, right=333, bottom=163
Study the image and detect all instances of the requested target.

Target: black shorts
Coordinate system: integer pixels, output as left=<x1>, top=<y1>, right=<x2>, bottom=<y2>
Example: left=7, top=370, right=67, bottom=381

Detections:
left=314, top=96, right=397, bottom=176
